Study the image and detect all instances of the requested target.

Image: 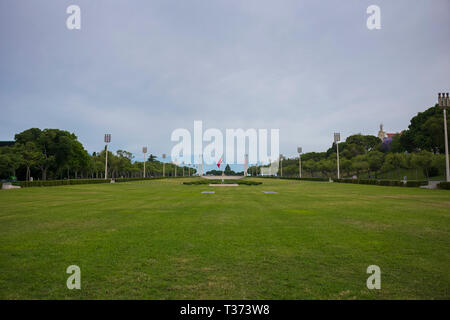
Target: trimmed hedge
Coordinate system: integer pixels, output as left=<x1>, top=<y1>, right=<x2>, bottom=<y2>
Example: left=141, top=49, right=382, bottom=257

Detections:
left=406, top=180, right=428, bottom=187
left=18, top=179, right=110, bottom=188
left=183, top=179, right=262, bottom=186
left=259, top=176, right=328, bottom=182
left=438, top=182, right=450, bottom=190
left=16, top=177, right=166, bottom=188
left=115, top=177, right=165, bottom=183
left=334, top=178, right=427, bottom=188
left=280, top=177, right=329, bottom=182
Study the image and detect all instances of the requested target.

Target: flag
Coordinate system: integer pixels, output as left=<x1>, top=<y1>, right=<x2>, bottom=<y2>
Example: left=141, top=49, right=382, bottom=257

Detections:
left=217, top=157, right=222, bottom=168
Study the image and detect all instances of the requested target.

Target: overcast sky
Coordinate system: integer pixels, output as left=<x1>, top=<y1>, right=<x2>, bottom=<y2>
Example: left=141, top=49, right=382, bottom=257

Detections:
left=1, top=0, right=449, bottom=168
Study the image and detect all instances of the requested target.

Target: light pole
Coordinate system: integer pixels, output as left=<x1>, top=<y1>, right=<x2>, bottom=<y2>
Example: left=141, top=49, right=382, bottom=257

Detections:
left=279, top=154, right=283, bottom=177
left=334, top=133, right=341, bottom=179
left=438, top=92, right=450, bottom=182
left=297, top=147, right=302, bottom=178
left=162, top=154, right=166, bottom=177
left=104, top=134, right=111, bottom=179
left=182, top=161, right=185, bottom=176
left=199, top=155, right=203, bottom=176
left=174, top=158, right=177, bottom=177
left=142, top=147, right=147, bottom=178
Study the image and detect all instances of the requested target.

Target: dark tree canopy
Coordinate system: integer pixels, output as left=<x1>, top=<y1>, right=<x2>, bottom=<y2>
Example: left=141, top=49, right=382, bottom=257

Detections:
left=399, top=104, right=449, bottom=153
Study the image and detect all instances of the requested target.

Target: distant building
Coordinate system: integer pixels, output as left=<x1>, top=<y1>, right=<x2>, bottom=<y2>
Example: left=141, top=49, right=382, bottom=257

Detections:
left=377, top=124, right=400, bottom=142
left=386, top=133, right=399, bottom=139
left=377, top=124, right=386, bottom=140
left=378, top=124, right=402, bottom=152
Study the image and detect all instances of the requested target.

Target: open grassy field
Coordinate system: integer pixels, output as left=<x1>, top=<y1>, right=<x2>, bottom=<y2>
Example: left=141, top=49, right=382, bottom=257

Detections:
left=0, top=178, right=449, bottom=299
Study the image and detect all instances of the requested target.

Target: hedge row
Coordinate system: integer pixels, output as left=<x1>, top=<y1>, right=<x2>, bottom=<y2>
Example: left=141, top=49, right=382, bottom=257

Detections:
left=334, top=178, right=428, bottom=187
left=16, top=177, right=166, bottom=188
left=257, top=176, right=328, bottom=182
left=438, top=182, right=450, bottom=190
left=183, top=179, right=262, bottom=185
left=279, top=177, right=329, bottom=182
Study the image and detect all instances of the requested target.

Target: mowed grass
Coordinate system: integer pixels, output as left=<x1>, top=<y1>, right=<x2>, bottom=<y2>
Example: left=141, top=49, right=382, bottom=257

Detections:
left=0, top=178, right=449, bottom=299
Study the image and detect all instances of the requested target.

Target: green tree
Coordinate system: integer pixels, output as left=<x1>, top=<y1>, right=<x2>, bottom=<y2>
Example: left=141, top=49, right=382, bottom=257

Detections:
left=352, top=155, right=369, bottom=177
left=20, top=142, right=41, bottom=181
left=15, top=128, right=90, bottom=180
left=411, top=151, right=434, bottom=179
left=400, top=105, right=450, bottom=153
left=382, top=153, right=407, bottom=179
left=0, top=146, right=23, bottom=178
left=366, top=151, right=385, bottom=178
left=340, top=158, right=352, bottom=177
left=345, top=134, right=381, bottom=153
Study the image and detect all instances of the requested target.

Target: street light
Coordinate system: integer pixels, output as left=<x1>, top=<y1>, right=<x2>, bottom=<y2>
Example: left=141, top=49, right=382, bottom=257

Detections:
left=162, top=154, right=166, bottom=177
left=334, top=133, right=341, bottom=179
left=142, top=147, right=147, bottom=178
left=438, top=92, right=450, bottom=182
left=297, top=147, right=302, bottom=178
left=199, top=155, right=203, bottom=176
left=104, top=134, right=111, bottom=179
left=279, top=154, right=283, bottom=177
left=174, top=158, right=177, bottom=177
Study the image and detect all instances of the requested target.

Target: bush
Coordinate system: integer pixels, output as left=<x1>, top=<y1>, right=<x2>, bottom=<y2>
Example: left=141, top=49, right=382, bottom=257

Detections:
left=17, top=177, right=167, bottom=188
left=183, top=179, right=262, bottom=186
left=334, top=179, right=427, bottom=188
left=278, top=177, right=329, bottom=182
left=438, top=182, right=450, bottom=190
left=115, top=177, right=165, bottom=183
left=406, top=180, right=428, bottom=187
left=377, top=180, right=404, bottom=187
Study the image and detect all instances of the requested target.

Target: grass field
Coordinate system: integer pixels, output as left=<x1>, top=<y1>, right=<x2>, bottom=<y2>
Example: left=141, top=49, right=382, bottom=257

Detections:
left=0, top=178, right=449, bottom=299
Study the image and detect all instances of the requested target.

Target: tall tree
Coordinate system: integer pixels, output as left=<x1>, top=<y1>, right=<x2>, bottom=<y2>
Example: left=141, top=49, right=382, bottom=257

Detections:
left=400, top=105, right=450, bottom=153
left=19, top=142, right=41, bottom=181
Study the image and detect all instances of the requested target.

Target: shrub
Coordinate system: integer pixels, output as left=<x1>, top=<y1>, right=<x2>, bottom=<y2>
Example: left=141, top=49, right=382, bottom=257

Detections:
left=377, top=180, right=404, bottom=187
left=406, top=180, right=428, bottom=187
left=279, top=177, right=329, bottom=182
left=438, top=182, right=450, bottom=190
left=183, top=179, right=261, bottom=186
left=16, top=177, right=167, bottom=188
left=334, top=179, right=427, bottom=188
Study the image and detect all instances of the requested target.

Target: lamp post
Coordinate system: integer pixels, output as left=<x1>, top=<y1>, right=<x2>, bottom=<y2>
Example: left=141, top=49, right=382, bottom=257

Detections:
left=334, top=133, right=341, bottom=179
left=162, top=154, right=166, bottom=177
left=104, top=134, right=111, bottom=179
left=174, top=158, right=177, bottom=177
left=279, top=154, right=283, bottom=177
left=438, top=92, right=450, bottom=182
left=142, top=147, right=147, bottom=178
left=297, top=147, right=302, bottom=178
left=199, top=155, right=203, bottom=176
left=182, top=161, right=185, bottom=176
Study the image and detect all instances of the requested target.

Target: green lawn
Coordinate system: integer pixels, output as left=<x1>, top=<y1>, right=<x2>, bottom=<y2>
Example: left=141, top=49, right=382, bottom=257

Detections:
left=0, top=178, right=449, bottom=299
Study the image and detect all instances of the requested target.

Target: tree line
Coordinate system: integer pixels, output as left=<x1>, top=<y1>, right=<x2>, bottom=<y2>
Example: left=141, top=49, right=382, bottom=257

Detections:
left=249, top=104, right=449, bottom=180
left=0, top=128, right=195, bottom=181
